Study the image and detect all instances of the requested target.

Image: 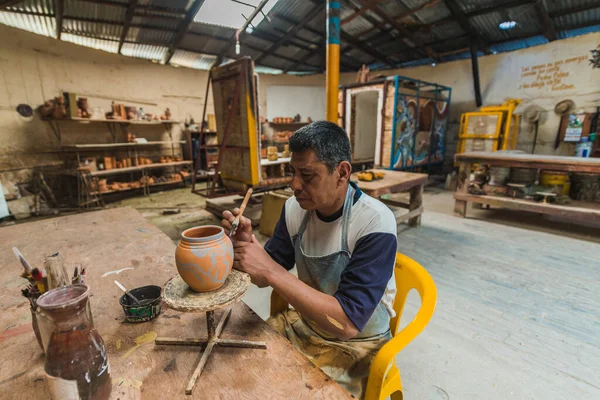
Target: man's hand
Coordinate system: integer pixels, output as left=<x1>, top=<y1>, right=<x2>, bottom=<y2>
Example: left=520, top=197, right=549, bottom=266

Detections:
left=221, top=208, right=252, bottom=242
left=233, top=235, right=284, bottom=288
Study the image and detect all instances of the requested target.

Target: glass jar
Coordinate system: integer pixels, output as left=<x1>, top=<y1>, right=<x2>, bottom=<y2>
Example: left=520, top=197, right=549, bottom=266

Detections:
left=37, top=285, right=111, bottom=400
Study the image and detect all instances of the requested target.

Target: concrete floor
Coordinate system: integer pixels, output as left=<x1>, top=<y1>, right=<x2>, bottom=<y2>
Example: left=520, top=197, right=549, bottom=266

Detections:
left=110, top=187, right=600, bottom=399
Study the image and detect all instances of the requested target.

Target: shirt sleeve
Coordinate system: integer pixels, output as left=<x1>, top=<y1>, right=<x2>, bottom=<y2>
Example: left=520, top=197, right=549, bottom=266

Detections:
left=333, top=232, right=397, bottom=331
left=264, top=205, right=295, bottom=271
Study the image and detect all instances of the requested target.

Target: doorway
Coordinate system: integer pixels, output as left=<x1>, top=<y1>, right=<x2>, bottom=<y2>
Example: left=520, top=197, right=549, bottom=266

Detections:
left=350, top=90, right=381, bottom=164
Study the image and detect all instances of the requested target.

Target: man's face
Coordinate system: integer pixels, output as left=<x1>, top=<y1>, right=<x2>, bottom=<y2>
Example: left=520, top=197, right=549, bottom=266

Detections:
left=289, top=150, right=340, bottom=211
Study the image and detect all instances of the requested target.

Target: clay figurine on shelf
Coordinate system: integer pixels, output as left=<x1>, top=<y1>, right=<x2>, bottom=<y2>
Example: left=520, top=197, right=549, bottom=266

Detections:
left=165, top=108, right=172, bottom=120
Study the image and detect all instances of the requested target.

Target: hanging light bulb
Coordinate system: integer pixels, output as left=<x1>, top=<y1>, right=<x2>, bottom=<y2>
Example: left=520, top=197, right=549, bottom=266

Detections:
left=235, top=30, right=241, bottom=55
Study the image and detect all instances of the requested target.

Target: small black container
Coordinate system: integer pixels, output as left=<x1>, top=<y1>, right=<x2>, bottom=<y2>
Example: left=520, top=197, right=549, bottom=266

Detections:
left=119, top=285, right=162, bottom=323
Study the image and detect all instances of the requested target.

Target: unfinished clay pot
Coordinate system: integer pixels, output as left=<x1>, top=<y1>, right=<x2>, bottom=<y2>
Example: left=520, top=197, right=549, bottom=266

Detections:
left=175, top=226, right=233, bottom=292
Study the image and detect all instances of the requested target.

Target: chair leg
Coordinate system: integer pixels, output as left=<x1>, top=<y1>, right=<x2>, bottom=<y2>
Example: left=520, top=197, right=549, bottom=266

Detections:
left=390, top=391, right=403, bottom=400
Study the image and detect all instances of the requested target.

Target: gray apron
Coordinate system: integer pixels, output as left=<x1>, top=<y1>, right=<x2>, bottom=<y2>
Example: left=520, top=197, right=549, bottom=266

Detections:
left=292, top=184, right=391, bottom=339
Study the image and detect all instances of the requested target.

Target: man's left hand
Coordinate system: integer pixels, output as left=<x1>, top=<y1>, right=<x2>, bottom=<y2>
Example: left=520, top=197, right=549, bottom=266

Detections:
left=233, top=235, right=283, bottom=288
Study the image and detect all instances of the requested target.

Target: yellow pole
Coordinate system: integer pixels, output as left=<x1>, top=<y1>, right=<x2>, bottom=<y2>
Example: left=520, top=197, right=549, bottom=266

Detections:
left=326, top=0, right=340, bottom=123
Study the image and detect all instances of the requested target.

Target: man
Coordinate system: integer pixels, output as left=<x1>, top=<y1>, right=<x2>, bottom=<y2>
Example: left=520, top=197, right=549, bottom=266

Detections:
left=222, top=121, right=397, bottom=398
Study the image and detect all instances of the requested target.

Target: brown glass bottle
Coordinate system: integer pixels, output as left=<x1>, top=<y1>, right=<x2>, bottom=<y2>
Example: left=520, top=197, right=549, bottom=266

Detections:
left=37, top=285, right=112, bottom=400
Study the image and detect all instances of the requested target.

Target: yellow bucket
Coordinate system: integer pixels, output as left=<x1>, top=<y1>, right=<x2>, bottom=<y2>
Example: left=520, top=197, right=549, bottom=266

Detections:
left=540, top=170, right=570, bottom=196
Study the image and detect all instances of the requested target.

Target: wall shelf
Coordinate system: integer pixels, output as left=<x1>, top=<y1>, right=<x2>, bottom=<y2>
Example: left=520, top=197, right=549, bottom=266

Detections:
left=62, top=141, right=185, bottom=150
left=89, top=161, right=192, bottom=177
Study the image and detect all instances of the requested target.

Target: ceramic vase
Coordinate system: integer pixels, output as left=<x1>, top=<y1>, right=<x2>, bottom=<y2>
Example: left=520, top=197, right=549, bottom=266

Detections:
left=175, top=226, right=234, bottom=292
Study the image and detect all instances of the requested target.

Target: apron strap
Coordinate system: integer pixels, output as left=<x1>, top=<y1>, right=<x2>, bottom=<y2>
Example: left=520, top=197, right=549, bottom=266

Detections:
left=340, top=185, right=354, bottom=254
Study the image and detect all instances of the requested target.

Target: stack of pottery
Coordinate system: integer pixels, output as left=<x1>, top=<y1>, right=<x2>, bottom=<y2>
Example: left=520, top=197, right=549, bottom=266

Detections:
left=175, top=226, right=234, bottom=292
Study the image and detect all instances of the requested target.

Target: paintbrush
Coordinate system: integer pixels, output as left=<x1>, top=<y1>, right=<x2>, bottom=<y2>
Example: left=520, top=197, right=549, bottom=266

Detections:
left=229, top=188, right=253, bottom=238
left=13, top=247, right=33, bottom=276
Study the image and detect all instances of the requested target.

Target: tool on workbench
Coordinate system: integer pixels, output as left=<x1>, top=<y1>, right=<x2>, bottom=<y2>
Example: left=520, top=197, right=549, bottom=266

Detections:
left=12, top=247, right=33, bottom=277
left=114, top=280, right=141, bottom=305
left=229, top=188, right=253, bottom=238
left=45, top=252, right=71, bottom=289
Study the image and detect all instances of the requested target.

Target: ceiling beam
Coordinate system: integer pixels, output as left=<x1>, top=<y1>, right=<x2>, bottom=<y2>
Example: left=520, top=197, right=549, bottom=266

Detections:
left=118, top=0, right=137, bottom=54
left=254, top=2, right=323, bottom=64
left=341, top=31, right=396, bottom=67
left=0, top=0, right=23, bottom=8
left=535, top=1, right=557, bottom=41
left=164, top=0, right=205, bottom=64
left=54, top=0, right=63, bottom=39
left=340, top=0, right=386, bottom=25
left=271, top=12, right=381, bottom=69
left=444, top=0, right=491, bottom=54
left=78, top=0, right=186, bottom=16
left=356, top=0, right=439, bottom=61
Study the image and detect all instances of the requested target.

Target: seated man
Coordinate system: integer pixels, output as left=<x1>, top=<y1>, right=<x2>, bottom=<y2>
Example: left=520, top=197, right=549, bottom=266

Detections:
left=222, top=121, right=397, bottom=398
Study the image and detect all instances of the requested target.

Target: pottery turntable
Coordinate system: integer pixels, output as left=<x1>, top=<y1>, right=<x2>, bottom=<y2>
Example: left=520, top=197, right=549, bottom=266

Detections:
left=155, top=270, right=267, bottom=395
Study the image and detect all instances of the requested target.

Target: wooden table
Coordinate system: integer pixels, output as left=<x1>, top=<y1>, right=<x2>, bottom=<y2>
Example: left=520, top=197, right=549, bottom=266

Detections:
left=353, top=169, right=428, bottom=226
left=0, top=207, right=352, bottom=399
left=454, top=152, right=600, bottom=221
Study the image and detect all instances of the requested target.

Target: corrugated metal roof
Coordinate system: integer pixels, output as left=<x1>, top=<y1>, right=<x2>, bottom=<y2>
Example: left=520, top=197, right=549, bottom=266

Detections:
left=61, top=32, right=119, bottom=52
left=120, top=43, right=167, bottom=60
left=63, top=19, right=121, bottom=40
left=64, top=0, right=125, bottom=21
left=553, top=8, right=600, bottom=31
left=1, top=0, right=600, bottom=73
left=169, top=49, right=218, bottom=69
left=0, top=10, right=55, bottom=37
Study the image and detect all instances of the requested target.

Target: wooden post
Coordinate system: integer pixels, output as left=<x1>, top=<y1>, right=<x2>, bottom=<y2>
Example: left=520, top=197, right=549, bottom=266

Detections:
left=454, top=161, right=472, bottom=217
left=408, top=184, right=424, bottom=227
left=206, top=310, right=215, bottom=338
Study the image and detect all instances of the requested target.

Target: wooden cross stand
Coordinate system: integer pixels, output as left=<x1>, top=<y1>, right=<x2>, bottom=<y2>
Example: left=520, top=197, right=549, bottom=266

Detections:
left=155, top=270, right=267, bottom=395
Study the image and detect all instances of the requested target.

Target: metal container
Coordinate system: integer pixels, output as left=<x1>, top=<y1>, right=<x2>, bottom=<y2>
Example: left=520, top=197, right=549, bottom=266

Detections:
left=119, top=285, right=162, bottom=323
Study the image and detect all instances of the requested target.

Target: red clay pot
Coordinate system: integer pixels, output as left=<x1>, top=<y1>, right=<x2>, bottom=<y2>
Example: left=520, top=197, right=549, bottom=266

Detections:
left=175, top=226, right=234, bottom=292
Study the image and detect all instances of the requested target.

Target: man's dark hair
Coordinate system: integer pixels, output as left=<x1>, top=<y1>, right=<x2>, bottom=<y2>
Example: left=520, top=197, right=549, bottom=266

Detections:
left=289, top=121, right=351, bottom=172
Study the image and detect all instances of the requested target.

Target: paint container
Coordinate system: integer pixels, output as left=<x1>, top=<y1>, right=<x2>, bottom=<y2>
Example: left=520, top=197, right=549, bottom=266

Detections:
left=119, top=285, right=162, bottom=323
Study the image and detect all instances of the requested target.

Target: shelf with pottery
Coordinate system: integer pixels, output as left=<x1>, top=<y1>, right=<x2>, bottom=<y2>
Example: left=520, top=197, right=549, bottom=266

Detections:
left=88, top=161, right=192, bottom=177
left=62, top=141, right=186, bottom=150
left=90, top=178, right=186, bottom=196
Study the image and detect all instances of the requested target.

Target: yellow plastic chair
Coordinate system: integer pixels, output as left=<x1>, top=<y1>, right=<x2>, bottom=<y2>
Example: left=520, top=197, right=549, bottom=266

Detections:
left=364, top=253, right=437, bottom=400
left=270, top=253, right=437, bottom=400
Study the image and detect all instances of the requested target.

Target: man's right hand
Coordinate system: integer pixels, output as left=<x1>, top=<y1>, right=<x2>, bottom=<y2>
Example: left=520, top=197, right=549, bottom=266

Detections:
left=221, top=208, right=253, bottom=242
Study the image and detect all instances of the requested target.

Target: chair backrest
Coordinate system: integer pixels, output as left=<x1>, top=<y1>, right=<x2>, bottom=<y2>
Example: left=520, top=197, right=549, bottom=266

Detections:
left=389, top=253, right=437, bottom=340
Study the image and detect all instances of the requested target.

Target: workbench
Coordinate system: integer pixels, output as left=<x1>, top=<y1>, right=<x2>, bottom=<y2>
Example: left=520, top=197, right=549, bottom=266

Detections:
left=0, top=207, right=352, bottom=399
left=353, top=169, right=428, bottom=226
left=454, top=152, right=600, bottom=221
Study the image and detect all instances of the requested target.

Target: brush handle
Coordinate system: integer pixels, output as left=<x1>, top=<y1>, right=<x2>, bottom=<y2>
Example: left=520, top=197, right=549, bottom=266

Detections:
left=237, top=188, right=253, bottom=218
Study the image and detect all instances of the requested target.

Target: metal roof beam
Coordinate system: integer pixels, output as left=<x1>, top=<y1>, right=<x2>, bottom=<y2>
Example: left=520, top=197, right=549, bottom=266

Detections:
left=78, top=0, right=186, bottom=16
left=341, top=31, right=396, bottom=67
left=355, top=0, right=439, bottom=61
left=254, top=1, right=324, bottom=64
left=164, top=0, right=205, bottom=64
left=0, top=0, right=22, bottom=8
left=535, top=1, right=557, bottom=41
left=444, top=0, right=491, bottom=54
left=53, top=0, right=63, bottom=39
left=118, top=0, right=136, bottom=54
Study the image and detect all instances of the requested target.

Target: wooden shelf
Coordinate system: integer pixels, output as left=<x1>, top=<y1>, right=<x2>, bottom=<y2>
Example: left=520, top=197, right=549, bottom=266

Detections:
left=63, top=141, right=185, bottom=150
left=261, top=157, right=291, bottom=166
left=92, top=180, right=183, bottom=195
left=268, top=122, right=308, bottom=127
left=454, top=193, right=600, bottom=222
left=42, top=117, right=180, bottom=125
left=89, top=161, right=191, bottom=176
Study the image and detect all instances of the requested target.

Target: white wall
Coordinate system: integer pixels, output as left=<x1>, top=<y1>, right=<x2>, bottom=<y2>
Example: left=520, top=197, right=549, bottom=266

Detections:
left=265, top=85, right=326, bottom=121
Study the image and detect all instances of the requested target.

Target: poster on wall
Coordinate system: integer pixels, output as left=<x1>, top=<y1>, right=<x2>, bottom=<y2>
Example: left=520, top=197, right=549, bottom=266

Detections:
left=564, top=114, right=586, bottom=142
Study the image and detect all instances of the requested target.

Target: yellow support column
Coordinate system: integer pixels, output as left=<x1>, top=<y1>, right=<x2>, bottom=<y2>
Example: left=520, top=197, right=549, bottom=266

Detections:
left=326, top=0, right=340, bottom=123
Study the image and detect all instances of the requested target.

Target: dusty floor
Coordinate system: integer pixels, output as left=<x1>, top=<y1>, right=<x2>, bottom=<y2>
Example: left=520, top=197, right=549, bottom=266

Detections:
left=107, top=186, right=600, bottom=399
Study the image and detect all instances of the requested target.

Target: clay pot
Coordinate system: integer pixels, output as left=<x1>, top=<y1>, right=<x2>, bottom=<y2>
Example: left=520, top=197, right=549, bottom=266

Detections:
left=175, top=226, right=233, bottom=292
